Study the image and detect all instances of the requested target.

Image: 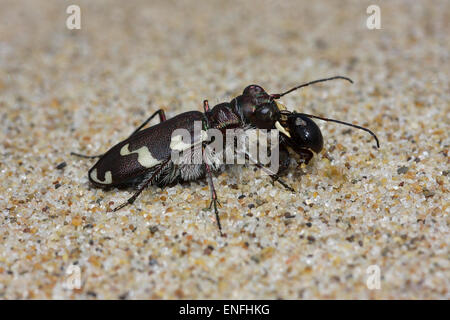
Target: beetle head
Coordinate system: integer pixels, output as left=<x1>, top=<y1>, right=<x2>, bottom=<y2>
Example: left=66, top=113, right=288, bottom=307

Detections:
left=233, top=85, right=287, bottom=132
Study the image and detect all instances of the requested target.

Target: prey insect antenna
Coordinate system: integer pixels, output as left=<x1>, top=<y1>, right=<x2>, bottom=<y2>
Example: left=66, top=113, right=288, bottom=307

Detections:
left=299, top=113, right=380, bottom=148
left=271, top=76, right=353, bottom=99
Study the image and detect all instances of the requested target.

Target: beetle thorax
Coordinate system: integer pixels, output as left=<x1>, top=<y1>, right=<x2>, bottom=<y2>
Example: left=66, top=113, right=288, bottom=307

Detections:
left=207, top=103, right=242, bottom=131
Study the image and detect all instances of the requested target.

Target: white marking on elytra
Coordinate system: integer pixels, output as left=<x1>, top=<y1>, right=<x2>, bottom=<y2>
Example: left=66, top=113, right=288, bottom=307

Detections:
left=90, top=168, right=112, bottom=184
left=120, top=143, right=161, bottom=168
left=170, top=130, right=208, bottom=151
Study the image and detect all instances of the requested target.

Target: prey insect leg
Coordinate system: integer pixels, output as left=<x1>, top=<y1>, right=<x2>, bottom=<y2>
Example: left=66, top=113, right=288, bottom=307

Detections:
left=243, top=151, right=295, bottom=192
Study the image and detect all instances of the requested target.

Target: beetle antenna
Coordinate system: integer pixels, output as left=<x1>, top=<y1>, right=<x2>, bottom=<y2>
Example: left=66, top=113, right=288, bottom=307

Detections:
left=300, top=113, right=380, bottom=148
left=271, top=76, right=353, bottom=99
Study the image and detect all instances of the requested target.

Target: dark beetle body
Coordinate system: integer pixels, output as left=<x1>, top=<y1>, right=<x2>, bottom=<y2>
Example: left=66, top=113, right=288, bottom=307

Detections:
left=87, top=86, right=321, bottom=191
left=88, top=106, right=242, bottom=191
left=88, top=111, right=208, bottom=188
left=74, top=76, right=380, bottom=235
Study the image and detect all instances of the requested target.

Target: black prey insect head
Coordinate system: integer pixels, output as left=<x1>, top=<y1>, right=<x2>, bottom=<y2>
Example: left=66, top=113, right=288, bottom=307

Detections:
left=297, top=113, right=380, bottom=148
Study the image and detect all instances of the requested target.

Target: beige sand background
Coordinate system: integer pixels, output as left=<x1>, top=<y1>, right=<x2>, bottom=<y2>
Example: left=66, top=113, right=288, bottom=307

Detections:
left=0, top=0, right=448, bottom=299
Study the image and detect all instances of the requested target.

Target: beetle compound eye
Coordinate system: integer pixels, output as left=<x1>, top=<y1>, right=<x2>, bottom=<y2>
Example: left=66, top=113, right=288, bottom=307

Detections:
left=237, top=95, right=277, bottom=129
left=288, top=114, right=323, bottom=153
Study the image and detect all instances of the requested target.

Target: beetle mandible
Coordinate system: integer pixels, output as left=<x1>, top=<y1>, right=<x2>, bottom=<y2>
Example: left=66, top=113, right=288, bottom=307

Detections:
left=72, top=76, right=380, bottom=236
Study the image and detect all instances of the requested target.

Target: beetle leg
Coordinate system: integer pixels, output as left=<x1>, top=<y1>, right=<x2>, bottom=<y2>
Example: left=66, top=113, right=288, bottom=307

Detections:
left=128, top=109, right=167, bottom=138
left=112, top=160, right=170, bottom=212
left=71, top=110, right=167, bottom=159
left=70, top=152, right=104, bottom=159
left=202, top=149, right=223, bottom=236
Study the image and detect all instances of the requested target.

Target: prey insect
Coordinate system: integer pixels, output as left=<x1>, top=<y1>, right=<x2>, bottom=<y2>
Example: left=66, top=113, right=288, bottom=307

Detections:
left=72, top=76, right=380, bottom=236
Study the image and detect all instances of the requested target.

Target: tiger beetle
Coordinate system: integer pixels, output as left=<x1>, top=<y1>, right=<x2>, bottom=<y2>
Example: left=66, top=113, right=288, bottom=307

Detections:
left=71, top=76, right=380, bottom=236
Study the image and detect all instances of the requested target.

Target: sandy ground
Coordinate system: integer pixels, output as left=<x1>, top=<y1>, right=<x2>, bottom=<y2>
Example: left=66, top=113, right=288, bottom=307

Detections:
left=0, top=0, right=448, bottom=299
